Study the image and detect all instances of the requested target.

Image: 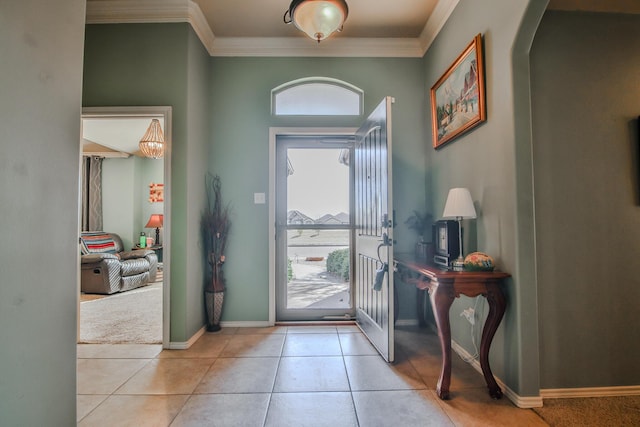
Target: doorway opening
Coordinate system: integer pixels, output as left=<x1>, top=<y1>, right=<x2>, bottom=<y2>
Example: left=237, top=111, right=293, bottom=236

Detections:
left=78, top=107, right=171, bottom=347
left=275, top=136, right=355, bottom=321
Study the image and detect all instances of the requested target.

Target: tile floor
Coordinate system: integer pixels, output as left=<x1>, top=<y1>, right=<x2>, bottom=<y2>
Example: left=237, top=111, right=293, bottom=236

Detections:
left=77, top=325, right=548, bottom=426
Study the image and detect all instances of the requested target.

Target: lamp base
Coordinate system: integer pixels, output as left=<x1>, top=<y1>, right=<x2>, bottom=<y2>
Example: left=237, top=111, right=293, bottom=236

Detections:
left=452, top=258, right=465, bottom=272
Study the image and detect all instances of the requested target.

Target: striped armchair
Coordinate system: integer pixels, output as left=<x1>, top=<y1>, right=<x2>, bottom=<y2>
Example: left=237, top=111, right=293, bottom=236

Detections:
left=80, top=232, right=158, bottom=294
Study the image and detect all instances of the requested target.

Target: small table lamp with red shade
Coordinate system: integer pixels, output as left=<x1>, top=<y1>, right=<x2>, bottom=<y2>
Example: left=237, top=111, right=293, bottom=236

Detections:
left=145, top=214, right=163, bottom=245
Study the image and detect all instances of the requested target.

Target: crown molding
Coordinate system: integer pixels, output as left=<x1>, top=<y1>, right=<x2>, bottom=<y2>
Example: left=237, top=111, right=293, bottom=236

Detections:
left=419, top=0, right=460, bottom=53
left=86, top=0, right=189, bottom=24
left=86, top=0, right=456, bottom=58
left=86, top=0, right=216, bottom=54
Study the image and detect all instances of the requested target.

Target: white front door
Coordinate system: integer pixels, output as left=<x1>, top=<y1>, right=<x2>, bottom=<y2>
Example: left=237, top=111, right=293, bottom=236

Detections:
left=354, top=97, right=395, bottom=362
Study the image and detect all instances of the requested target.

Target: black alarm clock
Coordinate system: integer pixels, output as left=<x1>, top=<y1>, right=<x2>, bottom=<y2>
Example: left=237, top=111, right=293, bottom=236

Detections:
left=432, top=220, right=460, bottom=268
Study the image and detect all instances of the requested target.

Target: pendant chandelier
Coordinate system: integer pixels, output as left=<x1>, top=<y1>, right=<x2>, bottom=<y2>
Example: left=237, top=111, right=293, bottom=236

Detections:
left=284, top=0, right=349, bottom=43
left=139, top=118, right=165, bottom=159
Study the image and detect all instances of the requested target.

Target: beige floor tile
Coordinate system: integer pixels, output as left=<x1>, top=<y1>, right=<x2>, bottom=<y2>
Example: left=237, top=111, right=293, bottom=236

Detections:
left=77, top=394, right=108, bottom=422
left=397, top=327, right=489, bottom=393
left=274, top=356, right=350, bottom=392
left=434, top=386, right=548, bottom=426
left=235, top=326, right=288, bottom=335
left=286, top=325, right=338, bottom=334
left=159, top=334, right=230, bottom=358
left=339, top=332, right=379, bottom=356
left=282, top=333, right=342, bottom=356
left=265, top=392, right=358, bottom=427
left=344, top=354, right=426, bottom=391
left=337, top=324, right=361, bottom=333
left=115, top=358, right=214, bottom=395
left=447, top=354, right=491, bottom=390
left=77, top=358, right=150, bottom=395
left=194, top=357, right=279, bottom=394
left=171, top=394, right=270, bottom=427
left=216, top=327, right=239, bottom=335
left=404, top=351, right=443, bottom=390
left=220, top=334, right=285, bottom=357
left=395, top=326, right=441, bottom=355
left=352, top=390, right=455, bottom=427
left=78, top=394, right=189, bottom=427
left=77, top=344, right=162, bottom=359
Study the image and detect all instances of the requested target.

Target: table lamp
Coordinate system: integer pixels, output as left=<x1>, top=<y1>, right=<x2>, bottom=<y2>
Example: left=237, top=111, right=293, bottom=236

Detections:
left=442, top=188, right=476, bottom=271
left=145, top=214, right=164, bottom=245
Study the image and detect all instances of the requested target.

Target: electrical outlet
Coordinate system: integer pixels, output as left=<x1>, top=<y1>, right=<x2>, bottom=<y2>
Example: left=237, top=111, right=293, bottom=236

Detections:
left=461, top=308, right=475, bottom=325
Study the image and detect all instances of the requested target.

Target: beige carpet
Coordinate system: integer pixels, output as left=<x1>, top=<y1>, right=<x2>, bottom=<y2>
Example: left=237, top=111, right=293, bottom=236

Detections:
left=79, top=283, right=162, bottom=344
left=533, top=396, right=640, bottom=426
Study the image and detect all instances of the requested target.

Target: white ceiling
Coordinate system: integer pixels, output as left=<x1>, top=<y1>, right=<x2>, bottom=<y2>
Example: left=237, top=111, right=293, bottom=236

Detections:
left=194, top=0, right=438, bottom=38
left=83, top=117, right=165, bottom=157
left=86, top=0, right=458, bottom=57
left=86, top=0, right=640, bottom=58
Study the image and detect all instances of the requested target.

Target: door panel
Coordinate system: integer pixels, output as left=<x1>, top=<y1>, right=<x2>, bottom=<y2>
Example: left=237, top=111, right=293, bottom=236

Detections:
left=354, top=97, right=394, bottom=362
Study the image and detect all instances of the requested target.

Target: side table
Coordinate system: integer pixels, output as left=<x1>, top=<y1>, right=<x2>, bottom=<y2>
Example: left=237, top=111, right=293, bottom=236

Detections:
left=133, top=244, right=163, bottom=263
left=394, top=253, right=510, bottom=400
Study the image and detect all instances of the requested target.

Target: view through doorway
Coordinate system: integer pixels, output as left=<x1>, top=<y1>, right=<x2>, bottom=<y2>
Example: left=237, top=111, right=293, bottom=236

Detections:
left=78, top=107, right=171, bottom=346
left=275, top=135, right=355, bottom=321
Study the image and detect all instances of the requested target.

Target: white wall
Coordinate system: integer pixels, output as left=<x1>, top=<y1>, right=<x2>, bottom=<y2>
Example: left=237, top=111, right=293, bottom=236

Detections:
left=0, top=1, right=86, bottom=425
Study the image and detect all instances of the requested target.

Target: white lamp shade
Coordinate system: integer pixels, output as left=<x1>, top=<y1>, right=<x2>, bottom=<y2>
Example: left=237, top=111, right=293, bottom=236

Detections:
left=442, top=188, right=477, bottom=219
left=292, top=0, right=348, bottom=42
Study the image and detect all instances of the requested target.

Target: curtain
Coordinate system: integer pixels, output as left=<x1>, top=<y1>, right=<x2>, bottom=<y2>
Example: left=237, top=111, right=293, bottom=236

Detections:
left=81, top=156, right=103, bottom=231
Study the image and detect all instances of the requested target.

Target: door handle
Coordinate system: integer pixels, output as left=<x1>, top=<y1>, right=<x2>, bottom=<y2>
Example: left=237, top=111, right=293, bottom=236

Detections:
left=381, top=213, right=393, bottom=228
left=379, top=232, right=392, bottom=246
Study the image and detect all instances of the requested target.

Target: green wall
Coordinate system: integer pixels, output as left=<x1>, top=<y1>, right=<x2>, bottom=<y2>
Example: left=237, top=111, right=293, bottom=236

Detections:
left=185, top=28, right=211, bottom=335
left=422, top=0, right=547, bottom=397
left=83, top=23, right=210, bottom=342
left=138, top=157, right=165, bottom=246
left=0, top=1, right=85, bottom=425
left=208, top=57, right=428, bottom=322
left=531, top=11, right=640, bottom=388
left=101, top=156, right=163, bottom=249
left=103, top=157, right=135, bottom=248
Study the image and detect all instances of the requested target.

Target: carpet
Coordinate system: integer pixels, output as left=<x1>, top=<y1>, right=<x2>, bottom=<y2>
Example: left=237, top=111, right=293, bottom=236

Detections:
left=79, top=283, right=162, bottom=344
left=533, top=396, right=640, bottom=426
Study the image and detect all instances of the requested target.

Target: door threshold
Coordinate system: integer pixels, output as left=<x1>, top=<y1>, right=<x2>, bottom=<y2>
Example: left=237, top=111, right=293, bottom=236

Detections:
left=275, top=320, right=356, bottom=326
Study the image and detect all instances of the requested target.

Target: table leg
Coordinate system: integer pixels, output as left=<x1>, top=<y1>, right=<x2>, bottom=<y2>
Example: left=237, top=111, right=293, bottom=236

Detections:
left=480, top=282, right=506, bottom=399
left=417, top=288, right=426, bottom=327
left=429, top=284, right=455, bottom=399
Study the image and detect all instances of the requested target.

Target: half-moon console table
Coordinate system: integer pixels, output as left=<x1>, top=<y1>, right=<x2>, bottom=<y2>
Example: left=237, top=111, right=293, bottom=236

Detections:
left=394, top=254, right=510, bottom=400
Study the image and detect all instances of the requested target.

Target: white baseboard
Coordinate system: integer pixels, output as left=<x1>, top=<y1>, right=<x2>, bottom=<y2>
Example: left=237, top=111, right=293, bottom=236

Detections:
left=395, top=319, right=420, bottom=326
left=167, top=326, right=205, bottom=350
left=541, top=385, right=640, bottom=399
left=220, top=320, right=273, bottom=328
left=167, top=321, right=280, bottom=349
left=451, top=340, right=544, bottom=408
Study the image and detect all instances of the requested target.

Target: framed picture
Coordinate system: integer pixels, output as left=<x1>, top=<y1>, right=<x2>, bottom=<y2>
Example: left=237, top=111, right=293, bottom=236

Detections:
left=430, top=34, right=486, bottom=149
left=148, top=182, right=164, bottom=203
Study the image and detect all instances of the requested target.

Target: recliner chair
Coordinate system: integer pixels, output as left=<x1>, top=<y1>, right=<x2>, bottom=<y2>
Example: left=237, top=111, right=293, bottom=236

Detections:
left=80, top=232, right=158, bottom=294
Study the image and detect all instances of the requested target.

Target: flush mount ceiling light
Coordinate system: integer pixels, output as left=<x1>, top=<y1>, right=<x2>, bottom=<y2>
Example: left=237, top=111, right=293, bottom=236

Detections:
left=284, top=0, right=349, bottom=43
left=139, top=118, right=165, bottom=159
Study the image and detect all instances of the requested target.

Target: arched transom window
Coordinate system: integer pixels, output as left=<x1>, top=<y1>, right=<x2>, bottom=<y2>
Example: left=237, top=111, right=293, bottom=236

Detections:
left=272, top=77, right=363, bottom=116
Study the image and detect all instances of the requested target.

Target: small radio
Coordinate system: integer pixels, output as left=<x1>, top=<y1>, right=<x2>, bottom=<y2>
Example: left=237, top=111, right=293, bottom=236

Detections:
left=432, top=220, right=459, bottom=269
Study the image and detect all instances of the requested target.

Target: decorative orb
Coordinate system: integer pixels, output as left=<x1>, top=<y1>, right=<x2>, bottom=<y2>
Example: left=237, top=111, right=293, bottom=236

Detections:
left=464, top=252, right=495, bottom=271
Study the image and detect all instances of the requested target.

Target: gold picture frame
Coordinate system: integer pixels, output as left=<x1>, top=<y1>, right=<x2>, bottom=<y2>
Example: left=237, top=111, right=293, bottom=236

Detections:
left=430, top=34, right=486, bottom=149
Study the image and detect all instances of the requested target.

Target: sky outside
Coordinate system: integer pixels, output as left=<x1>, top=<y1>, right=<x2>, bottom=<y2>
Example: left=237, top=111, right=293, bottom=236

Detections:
left=287, top=148, right=349, bottom=220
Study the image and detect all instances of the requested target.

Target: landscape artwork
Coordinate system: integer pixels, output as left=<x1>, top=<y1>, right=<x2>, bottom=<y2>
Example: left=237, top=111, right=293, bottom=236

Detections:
left=430, top=34, right=486, bottom=149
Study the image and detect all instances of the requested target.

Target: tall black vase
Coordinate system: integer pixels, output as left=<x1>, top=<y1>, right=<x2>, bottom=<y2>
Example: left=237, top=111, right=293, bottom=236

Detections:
left=205, top=289, right=224, bottom=332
